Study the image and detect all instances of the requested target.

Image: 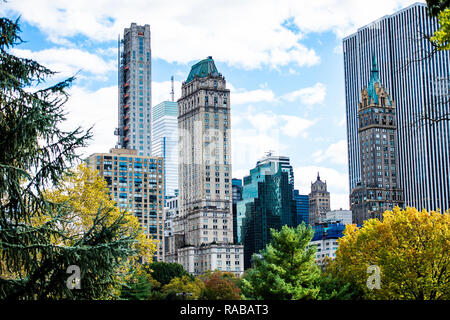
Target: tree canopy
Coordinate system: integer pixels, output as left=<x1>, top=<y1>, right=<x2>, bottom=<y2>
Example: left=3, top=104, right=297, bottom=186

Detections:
left=0, top=17, right=150, bottom=299
left=328, top=207, right=450, bottom=300
left=240, top=224, right=321, bottom=300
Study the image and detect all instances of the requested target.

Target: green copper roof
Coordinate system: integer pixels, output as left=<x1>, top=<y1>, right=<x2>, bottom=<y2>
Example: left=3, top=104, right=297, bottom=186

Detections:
left=185, top=56, right=220, bottom=83
left=367, top=54, right=392, bottom=106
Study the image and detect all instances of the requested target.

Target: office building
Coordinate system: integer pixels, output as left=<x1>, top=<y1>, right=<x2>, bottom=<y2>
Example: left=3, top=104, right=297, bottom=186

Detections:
left=308, top=173, right=330, bottom=226
left=237, top=160, right=297, bottom=269
left=325, top=209, right=352, bottom=225
left=343, top=3, right=450, bottom=212
left=87, top=148, right=164, bottom=262
left=350, top=57, right=404, bottom=224
left=151, top=101, right=178, bottom=199
left=293, top=189, right=309, bottom=226
left=308, top=222, right=345, bottom=266
left=177, top=56, right=243, bottom=275
left=255, top=153, right=294, bottom=187
left=164, top=196, right=184, bottom=263
left=116, top=23, right=152, bottom=156
left=232, top=178, right=243, bottom=244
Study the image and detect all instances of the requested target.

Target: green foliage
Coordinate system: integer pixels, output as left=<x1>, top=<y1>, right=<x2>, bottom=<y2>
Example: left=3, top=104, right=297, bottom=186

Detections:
left=426, top=0, right=450, bottom=17
left=0, top=17, right=142, bottom=299
left=240, top=224, right=321, bottom=300
left=427, top=1, right=450, bottom=50
left=315, top=274, right=362, bottom=300
left=120, top=274, right=153, bottom=300
left=431, top=8, right=450, bottom=50
left=146, top=262, right=189, bottom=286
left=162, top=275, right=205, bottom=300
left=199, top=271, right=241, bottom=300
left=329, top=207, right=450, bottom=300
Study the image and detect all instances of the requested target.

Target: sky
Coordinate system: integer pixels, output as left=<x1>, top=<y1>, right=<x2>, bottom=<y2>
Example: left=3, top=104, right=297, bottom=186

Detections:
left=1, top=0, right=425, bottom=210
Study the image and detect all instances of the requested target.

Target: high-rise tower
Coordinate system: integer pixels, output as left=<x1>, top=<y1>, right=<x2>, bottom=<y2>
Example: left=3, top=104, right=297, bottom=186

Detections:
left=151, top=101, right=178, bottom=199
left=237, top=160, right=297, bottom=269
left=308, top=172, right=330, bottom=226
left=343, top=3, right=450, bottom=212
left=116, top=23, right=152, bottom=156
left=176, top=56, right=243, bottom=275
left=350, top=56, right=404, bottom=224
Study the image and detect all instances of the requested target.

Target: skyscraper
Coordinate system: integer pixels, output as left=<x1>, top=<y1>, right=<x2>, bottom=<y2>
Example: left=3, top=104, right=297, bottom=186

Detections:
left=177, top=56, right=243, bottom=275
left=350, top=57, right=404, bottom=224
left=232, top=178, right=243, bottom=244
left=308, top=173, right=330, bottom=226
left=255, top=153, right=294, bottom=187
left=116, top=23, right=152, bottom=156
left=87, top=148, right=165, bottom=262
left=343, top=3, right=450, bottom=212
left=237, top=160, right=297, bottom=269
left=293, top=189, right=309, bottom=226
left=151, top=101, right=178, bottom=199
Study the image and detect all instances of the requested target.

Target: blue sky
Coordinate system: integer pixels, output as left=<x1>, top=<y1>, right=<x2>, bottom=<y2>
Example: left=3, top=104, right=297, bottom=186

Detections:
left=1, top=0, right=424, bottom=209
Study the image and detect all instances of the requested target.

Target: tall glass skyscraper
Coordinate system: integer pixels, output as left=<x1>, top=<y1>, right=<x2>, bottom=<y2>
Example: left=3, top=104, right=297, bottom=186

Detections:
left=343, top=3, right=450, bottom=212
left=116, top=23, right=152, bottom=156
left=293, top=189, right=309, bottom=226
left=237, top=161, right=297, bottom=269
left=151, top=101, right=178, bottom=198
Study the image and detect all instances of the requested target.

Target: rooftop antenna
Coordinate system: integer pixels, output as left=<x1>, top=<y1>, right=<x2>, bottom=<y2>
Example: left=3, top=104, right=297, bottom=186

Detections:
left=170, top=76, right=174, bottom=102
left=265, top=150, right=274, bottom=157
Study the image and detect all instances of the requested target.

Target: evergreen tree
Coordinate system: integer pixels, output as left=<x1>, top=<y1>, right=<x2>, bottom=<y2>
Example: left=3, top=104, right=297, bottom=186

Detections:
left=145, top=262, right=189, bottom=286
left=240, top=224, right=321, bottom=300
left=0, top=17, right=140, bottom=299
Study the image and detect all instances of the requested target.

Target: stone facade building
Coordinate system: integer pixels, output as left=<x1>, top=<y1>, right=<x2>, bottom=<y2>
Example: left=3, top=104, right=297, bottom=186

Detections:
left=176, top=56, right=243, bottom=275
left=308, top=173, right=330, bottom=226
left=350, top=57, right=404, bottom=224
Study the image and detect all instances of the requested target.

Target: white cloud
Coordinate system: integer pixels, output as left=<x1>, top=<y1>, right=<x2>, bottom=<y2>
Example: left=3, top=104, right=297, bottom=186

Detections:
left=1, top=0, right=422, bottom=70
left=293, top=165, right=349, bottom=209
left=313, top=139, right=348, bottom=165
left=279, top=115, right=315, bottom=138
left=281, top=82, right=326, bottom=105
left=10, top=48, right=115, bottom=79
left=60, top=85, right=118, bottom=158
left=152, top=80, right=182, bottom=106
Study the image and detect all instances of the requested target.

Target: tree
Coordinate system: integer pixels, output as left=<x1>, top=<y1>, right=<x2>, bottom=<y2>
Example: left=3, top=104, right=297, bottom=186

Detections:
left=119, top=274, right=152, bottom=300
left=240, top=224, right=321, bottom=300
left=329, top=207, right=450, bottom=300
left=0, top=17, right=145, bottom=299
left=431, top=7, right=450, bottom=50
left=145, top=262, right=189, bottom=287
left=199, top=271, right=241, bottom=300
left=43, top=164, right=157, bottom=296
left=162, top=275, right=205, bottom=300
left=44, top=164, right=156, bottom=265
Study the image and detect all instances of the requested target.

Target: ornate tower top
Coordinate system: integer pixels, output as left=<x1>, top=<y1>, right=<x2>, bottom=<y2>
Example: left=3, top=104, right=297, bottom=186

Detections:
left=360, top=55, right=393, bottom=110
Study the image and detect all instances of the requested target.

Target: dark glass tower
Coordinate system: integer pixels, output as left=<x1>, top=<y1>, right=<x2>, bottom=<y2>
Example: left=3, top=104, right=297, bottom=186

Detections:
left=237, top=161, right=297, bottom=269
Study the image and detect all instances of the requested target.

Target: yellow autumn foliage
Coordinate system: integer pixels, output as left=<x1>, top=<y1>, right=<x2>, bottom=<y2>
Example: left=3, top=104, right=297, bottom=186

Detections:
left=42, top=164, right=157, bottom=277
left=328, top=206, right=450, bottom=300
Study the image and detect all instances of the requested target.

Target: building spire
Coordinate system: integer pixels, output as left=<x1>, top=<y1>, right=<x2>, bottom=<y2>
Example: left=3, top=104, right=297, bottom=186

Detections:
left=317, top=172, right=320, bottom=181
left=370, top=52, right=379, bottom=83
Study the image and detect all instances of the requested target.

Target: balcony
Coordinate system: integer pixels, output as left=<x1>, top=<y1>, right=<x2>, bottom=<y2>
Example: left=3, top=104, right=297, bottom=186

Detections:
left=124, top=137, right=129, bottom=142
left=124, top=65, right=129, bottom=71
left=123, top=104, right=129, bottom=109
left=123, top=93, right=130, bottom=99
left=124, top=125, right=130, bottom=131
left=124, top=115, right=130, bottom=120
left=124, top=82, right=129, bottom=88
